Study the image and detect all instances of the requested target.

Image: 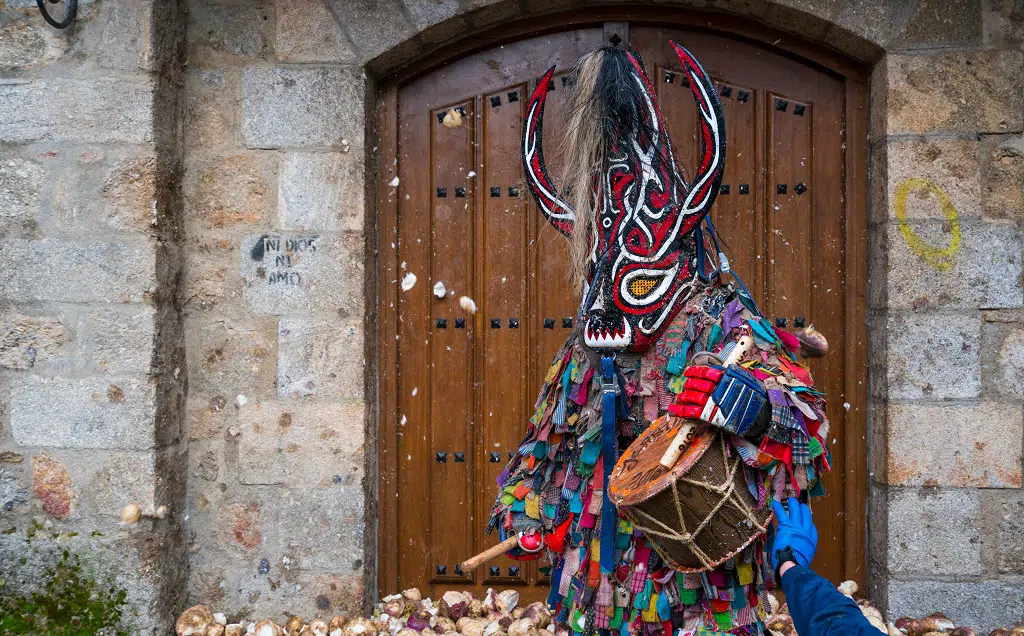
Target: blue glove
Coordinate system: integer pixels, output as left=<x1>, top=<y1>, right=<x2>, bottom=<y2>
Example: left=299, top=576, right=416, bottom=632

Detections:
left=771, top=498, right=818, bottom=574
left=711, top=366, right=768, bottom=435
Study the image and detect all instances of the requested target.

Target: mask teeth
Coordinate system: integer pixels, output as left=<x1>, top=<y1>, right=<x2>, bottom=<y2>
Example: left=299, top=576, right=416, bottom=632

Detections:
left=584, top=317, right=630, bottom=347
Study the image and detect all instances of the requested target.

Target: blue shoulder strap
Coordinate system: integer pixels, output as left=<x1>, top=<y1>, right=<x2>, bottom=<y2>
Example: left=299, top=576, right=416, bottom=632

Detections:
left=599, top=355, right=619, bottom=574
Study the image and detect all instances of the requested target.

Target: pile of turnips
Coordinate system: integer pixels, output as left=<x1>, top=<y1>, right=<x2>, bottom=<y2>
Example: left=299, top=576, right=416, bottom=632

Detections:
left=764, top=580, right=1022, bottom=636
left=176, top=587, right=556, bottom=636
left=177, top=582, right=1023, bottom=636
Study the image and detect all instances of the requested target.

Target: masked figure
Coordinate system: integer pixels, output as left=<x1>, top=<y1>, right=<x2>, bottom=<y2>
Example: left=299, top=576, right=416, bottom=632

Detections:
left=487, top=42, right=832, bottom=635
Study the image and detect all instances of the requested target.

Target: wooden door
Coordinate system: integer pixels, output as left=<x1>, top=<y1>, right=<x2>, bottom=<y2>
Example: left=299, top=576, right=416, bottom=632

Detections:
left=377, top=19, right=868, bottom=601
left=629, top=25, right=863, bottom=586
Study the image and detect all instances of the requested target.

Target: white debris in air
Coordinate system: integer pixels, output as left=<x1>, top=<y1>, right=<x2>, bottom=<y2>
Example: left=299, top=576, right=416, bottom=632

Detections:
left=459, top=296, right=477, bottom=314
left=443, top=109, right=463, bottom=128
left=412, top=387, right=418, bottom=396
left=401, top=272, right=417, bottom=291
left=389, top=176, right=400, bottom=187
left=236, top=395, right=248, bottom=407
left=433, top=281, right=447, bottom=298
left=400, top=415, right=407, bottom=426
left=467, top=171, right=477, bottom=178
left=843, top=402, right=851, bottom=410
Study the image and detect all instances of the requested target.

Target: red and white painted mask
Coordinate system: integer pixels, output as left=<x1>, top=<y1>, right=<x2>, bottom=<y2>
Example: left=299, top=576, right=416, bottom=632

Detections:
left=523, top=42, right=726, bottom=353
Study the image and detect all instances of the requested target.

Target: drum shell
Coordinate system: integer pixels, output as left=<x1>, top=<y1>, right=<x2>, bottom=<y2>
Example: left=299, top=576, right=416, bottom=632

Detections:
left=609, top=417, right=772, bottom=572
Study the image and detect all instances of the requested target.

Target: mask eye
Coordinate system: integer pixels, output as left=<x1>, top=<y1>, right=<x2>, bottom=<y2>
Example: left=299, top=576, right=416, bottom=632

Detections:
left=621, top=265, right=679, bottom=307
left=628, top=277, right=659, bottom=298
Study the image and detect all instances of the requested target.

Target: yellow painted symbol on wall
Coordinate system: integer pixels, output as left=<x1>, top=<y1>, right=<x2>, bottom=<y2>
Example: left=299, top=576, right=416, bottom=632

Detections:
left=893, top=177, right=961, bottom=272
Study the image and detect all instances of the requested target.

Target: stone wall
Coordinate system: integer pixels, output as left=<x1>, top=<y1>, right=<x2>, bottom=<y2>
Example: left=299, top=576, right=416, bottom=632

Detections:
left=0, top=0, right=187, bottom=633
left=179, top=0, right=370, bottom=620
left=865, top=2, right=1024, bottom=630
left=2, top=0, right=1024, bottom=631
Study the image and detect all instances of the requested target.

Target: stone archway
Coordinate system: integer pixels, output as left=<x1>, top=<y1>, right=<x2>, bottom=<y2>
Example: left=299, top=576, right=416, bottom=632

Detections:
left=373, top=8, right=870, bottom=601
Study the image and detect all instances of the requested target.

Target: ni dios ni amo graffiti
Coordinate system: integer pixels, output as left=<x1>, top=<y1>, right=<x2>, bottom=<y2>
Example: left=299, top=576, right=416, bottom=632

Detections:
left=250, top=234, right=318, bottom=286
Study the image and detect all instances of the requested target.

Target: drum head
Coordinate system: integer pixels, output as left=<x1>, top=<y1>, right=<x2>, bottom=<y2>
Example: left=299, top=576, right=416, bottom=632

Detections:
left=608, top=416, right=712, bottom=508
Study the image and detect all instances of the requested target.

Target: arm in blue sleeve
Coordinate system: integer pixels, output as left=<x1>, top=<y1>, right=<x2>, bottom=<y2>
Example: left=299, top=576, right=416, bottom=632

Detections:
left=781, top=565, right=881, bottom=636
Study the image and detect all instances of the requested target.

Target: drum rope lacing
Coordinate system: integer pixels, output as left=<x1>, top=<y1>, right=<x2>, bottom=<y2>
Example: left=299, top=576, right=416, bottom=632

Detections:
left=622, top=434, right=770, bottom=571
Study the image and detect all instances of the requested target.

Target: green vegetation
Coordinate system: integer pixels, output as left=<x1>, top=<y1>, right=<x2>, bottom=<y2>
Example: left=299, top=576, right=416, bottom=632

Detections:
left=0, top=549, right=128, bottom=635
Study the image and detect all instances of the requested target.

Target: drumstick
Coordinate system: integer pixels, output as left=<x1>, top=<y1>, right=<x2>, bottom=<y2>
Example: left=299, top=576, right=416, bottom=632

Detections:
left=658, top=420, right=699, bottom=469
left=658, top=336, right=756, bottom=469
left=460, top=536, right=519, bottom=572
left=723, top=335, right=754, bottom=367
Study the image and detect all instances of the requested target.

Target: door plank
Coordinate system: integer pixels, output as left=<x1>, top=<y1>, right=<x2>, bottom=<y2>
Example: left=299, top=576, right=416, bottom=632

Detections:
left=479, top=83, right=531, bottom=588
left=807, top=77, right=847, bottom=583
left=765, top=90, right=813, bottom=324
left=843, top=79, right=870, bottom=588
left=377, top=85, right=400, bottom=597
left=396, top=91, right=435, bottom=594
left=429, top=100, right=476, bottom=586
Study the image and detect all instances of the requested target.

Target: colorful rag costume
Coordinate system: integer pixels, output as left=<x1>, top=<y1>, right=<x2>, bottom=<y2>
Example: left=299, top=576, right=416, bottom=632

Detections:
left=486, top=43, right=832, bottom=635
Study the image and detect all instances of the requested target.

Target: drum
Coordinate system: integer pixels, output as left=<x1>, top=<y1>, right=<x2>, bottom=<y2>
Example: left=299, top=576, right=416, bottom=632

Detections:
left=608, top=416, right=773, bottom=572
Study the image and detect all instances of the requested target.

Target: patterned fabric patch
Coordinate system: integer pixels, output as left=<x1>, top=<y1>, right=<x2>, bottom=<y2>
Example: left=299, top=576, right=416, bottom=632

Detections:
left=791, top=431, right=810, bottom=465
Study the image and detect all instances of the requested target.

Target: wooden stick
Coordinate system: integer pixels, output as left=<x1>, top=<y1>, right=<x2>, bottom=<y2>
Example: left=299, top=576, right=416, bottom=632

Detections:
left=658, top=336, right=755, bottom=469
left=723, top=335, right=754, bottom=367
left=461, top=536, right=519, bottom=572
left=658, top=420, right=698, bottom=469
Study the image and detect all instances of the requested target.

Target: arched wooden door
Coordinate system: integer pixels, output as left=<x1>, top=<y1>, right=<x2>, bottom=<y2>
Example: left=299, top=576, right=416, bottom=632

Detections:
left=376, top=18, right=868, bottom=602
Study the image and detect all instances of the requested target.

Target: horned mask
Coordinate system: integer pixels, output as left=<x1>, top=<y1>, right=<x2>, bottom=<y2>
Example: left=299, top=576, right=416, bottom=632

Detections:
left=522, top=42, right=726, bottom=353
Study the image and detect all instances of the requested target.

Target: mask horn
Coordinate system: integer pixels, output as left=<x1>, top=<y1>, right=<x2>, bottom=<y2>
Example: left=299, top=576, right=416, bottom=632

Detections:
left=522, top=66, right=575, bottom=237
left=670, top=41, right=726, bottom=232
